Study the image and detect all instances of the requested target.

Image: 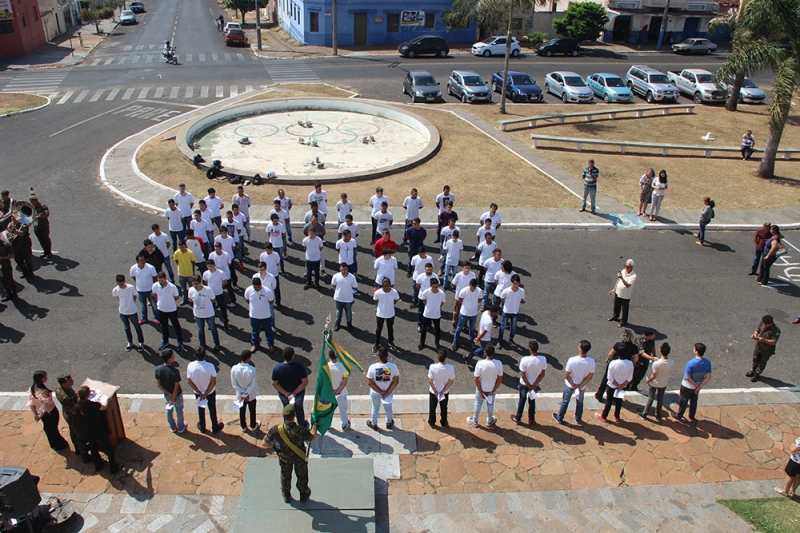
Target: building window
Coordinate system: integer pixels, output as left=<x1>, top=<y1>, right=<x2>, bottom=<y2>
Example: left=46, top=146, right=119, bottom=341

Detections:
left=387, top=13, right=399, bottom=32
left=21, top=13, right=27, bottom=28
left=425, top=13, right=434, bottom=28
left=310, top=12, right=319, bottom=32
left=511, top=17, right=522, bottom=30
left=32, top=6, right=38, bottom=21
left=0, top=20, right=13, bottom=34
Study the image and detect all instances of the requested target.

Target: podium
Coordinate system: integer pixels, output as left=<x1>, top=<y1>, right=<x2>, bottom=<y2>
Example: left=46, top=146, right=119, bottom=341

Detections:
left=80, top=379, right=126, bottom=448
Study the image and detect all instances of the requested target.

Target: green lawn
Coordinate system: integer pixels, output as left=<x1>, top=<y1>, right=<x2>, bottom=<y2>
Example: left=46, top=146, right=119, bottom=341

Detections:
left=719, top=497, right=800, bottom=533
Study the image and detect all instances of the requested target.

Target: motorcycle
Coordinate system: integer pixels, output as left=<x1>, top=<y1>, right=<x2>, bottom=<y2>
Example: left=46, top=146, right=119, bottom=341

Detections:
left=162, top=47, right=178, bottom=65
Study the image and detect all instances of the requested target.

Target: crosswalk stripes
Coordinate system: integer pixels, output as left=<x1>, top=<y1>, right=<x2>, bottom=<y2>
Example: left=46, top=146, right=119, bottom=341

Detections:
left=50, top=84, right=263, bottom=105
left=1, top=70, right=70, bottom=94
left=85, top=52, right=257, bottom=66
left=264, top=62, right=320, bottom=83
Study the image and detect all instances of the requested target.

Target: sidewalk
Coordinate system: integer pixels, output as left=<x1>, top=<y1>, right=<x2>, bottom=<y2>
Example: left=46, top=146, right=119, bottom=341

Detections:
left=1, top=390, right=794, bottom=531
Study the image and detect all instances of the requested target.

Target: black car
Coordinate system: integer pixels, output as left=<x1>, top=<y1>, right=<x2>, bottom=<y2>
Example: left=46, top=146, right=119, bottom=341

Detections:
left=398, top=35, right=449, bottom=58
left=130, top=1, right=144, bottom=13
left=535, top=37, right=580, bottom=57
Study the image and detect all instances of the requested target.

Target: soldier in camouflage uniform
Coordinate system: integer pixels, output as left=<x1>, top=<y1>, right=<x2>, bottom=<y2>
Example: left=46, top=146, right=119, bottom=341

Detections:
left=747, top=315, right=781, bottom=382
left=55, top=374, right=90, bottom=463
left=264, top=404, right=318, bottom=503
left=629, top=329, right=657, bottom=391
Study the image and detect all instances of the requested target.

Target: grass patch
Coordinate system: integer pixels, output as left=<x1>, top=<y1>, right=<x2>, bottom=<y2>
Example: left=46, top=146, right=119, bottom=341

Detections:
left=0, top=93, right=48, bottom=115
left=136, top=85, right=575, bottom=209
left=468, top=103, right=800, bottom=210
left=719, top=497, right=800, bottom=533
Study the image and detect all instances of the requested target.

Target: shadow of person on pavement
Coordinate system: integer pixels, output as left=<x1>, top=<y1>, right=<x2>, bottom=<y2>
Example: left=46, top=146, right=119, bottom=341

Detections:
left=12, top=297, right=48, bottom=320
left=27, top=275, right=82, bottom=297
left=290, top=499, right=374, bottom=533
left=108, top=440, right=161, bottom=495
left=532, top=422, right=587, bottom=446
left=0, top=318, right=25, bottom=344
left=50, top=255, right=80, bottom=273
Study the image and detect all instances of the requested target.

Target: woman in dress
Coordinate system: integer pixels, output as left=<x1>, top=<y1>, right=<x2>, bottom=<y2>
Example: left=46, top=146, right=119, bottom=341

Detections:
left=77, top=385, right=122, bottom=474
left=638, top=168, right=654, bottom=217
left=776, top=435, right=800, bottom=496
left=650, top=170, right=668, bottom=221
left=696, top=197, right=715, bottom=246
left=26, top=370, right=69, bottom=451
left=757, top=225, right=782, bottom=286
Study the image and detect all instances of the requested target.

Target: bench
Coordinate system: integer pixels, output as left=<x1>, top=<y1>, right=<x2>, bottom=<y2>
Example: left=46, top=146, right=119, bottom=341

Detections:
left=530, top=134, right=800, bottom=159
left=498, top=104, right=696, bottom=131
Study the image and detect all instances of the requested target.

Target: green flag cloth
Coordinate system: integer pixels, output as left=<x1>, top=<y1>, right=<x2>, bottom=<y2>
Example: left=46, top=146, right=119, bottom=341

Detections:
left=310, top=330, right=365, bottom=435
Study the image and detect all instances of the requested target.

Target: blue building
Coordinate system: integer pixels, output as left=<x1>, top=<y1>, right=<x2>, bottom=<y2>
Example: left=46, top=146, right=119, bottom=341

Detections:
left=277, top=0, right=476, bottom=47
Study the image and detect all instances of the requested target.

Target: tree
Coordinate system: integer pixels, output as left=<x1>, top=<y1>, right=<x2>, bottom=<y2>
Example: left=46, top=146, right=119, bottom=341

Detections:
left=225, top=0, right=256, bottom=23
left=80, top=0, right=118, bottom=33
left=552, top=2, right=608, bottom=42
left=443, top=0, right=505, bottom=40
left=497, top=0, right=543, bottom=114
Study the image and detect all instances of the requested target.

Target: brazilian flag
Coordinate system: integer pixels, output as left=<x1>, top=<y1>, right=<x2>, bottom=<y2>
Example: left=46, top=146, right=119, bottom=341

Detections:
left=310, top=330, right=365, bottom=435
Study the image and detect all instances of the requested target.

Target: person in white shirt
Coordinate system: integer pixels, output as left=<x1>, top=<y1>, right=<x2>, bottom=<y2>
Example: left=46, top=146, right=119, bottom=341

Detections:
left=401, top=188, right=424, bottom=245
left=415, top=262, right=439, bottom=329
left=204, top=187, right=225, bottom=229
left=449, top=262, right=475, bottom=326
left=190, top=209, right=213, bottom=251
left=202, top=260, right=229, bottom=330
left=336, top=229, right=358, bottom=275
left=492, top=260, right=516, bottom=312
left=270, top=199, right=291, bottom=249
left=440, top=231, right=463, bottom=289
left=498, top=274, right=525, bottom=345
left=231, top=350, right=260, bottom=432
left=472, top=231, right=497, bottom=285
left=638, top=342, right=675, bottom=421
left=113, top=274, right=144, bottom=351
left=173, top=183, right=195, bottom=230
left=196, top=201, right=215, bottom=245
left=184, top=229, right=206, bottom=274
left=366, top=346, right=400, bottom=430
left=244, top=277, right=275, bottom=353
left=512, top=340, right=547, bottom=425
left=253, top=262, right=278, bottom=332
left=597, top=347, right=634, bottom=423
left=211, top=242, right=237, bottom=308
left=308, top=182, right=329, bottom=215
left=266, top=213, right=287, bottom=272
left=479, top=203, right=502, bottom=236
left=553, top=340, right=596, bottom=424
left=434, top=185, right=454, bottom=243
left=476, top=217, right=496, bottom=245
left=258, top=247, right=282, bottom=307
left=187, top=275, right=221, bottom=350
left=438, top=219, right=460, bottom=266
left=165, top=200, right=186, bottom=251
left=335, top=193, right=353, bottom=226
left=373, top=249, right=397, bottom=288
left=608, top=259, right=637, bottom=328
left=419, top=278, right=446, bottom=350
left=466, top=345, right=502, bottom=428
left=373, top=278, right=399, bottom=352
left=338, top=214, right=361, bottom=243
left=468, top=306, right=500, bottom=363
left=427, top=347, right=455, bottom=427
left=222, top=210, right=245, bottom=265
left=368, top=187, right=388, bottom=245
left=186, top=347, right=224, bottom=434
left=327, top=349, right=350, bottom=431
left=452, top=278, right=482, bottom=352
left=331, top=263, right=358, bottom=331
left=150, top=224, right=175, bottom=284
left=130, top=254, right=159, bottom=324
left=152, top=272, right=184, bottom=352
left=214, top=225, right=236, bottom=257
left=232, top=186, right=252, bottom=240
left=275, top=189, right=294, bottom=243
left=303, top=227, right=323, bottom=289
left=482, top=249, right=503, bottom=309
left=373, top=202, right=393, bottom=242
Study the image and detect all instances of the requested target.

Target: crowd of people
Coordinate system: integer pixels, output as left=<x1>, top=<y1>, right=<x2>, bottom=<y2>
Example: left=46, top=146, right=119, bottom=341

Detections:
left=0, top=190, right=52, bottom=301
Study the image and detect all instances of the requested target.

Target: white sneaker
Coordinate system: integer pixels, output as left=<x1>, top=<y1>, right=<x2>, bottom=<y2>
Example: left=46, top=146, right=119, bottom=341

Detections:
left=486, top=417, right=497, bottom=428
left=465, top=417, right=478, bottom=428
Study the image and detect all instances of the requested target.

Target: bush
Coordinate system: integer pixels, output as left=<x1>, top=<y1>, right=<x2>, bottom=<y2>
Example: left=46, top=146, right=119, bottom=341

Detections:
left=521, top=32, right=548, bottom=46
left=553, top=2, right=609, bottom=43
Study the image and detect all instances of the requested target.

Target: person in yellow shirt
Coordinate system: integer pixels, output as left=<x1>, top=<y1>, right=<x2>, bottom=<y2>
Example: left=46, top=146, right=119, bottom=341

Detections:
left=173, top=240, right=196, bottom=305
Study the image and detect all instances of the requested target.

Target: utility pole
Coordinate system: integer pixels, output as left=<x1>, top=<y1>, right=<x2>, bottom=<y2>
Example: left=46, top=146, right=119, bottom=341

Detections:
left=332, top=0, right=338, bottom=56
left=656, top=0, right=671, bottom=51
left=255, top=0, right=262, bottom=50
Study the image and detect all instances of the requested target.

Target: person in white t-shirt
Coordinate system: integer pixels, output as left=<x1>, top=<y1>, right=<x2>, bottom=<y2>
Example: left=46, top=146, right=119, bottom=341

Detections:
left=244, top=277, right=276, bottom=353
left=187, top=275, right=221, bottom=351
left=331, top=263, right=358, bottom=331
left=204, top=188, right=225, bottom=229
left=452, top=278, right=482, bottom=352
left=472, top=231, right=497, bottom=285
left=597, top=347, right=634, bottom=423
left=373, top=202, right=393, bottom=242
left=498, top=274, right=526, bottom=346
left=366, top=346, right=400, bottom=430
left=222, top=210, right=245, bottom=264
left=479, top=203, right=502, bottom=237
left=275, top=189, right=294, bottom=244
left=184, top=229, right=206, bottom=274
left=427, top=348, right=455, bottom=427
left=415, top=263, right=439, bottom=329
left=419, top=278, right=446, bottom=350
left=401, top=188, right=424, bottom=245
left=373, top=249, right=397, bottom=288
left=190, top=209, right=213, bottom=251
left=202, top=260, right=229, bottom=329
left=438, top=219, right=460, bottom=265
left=303, top=227, right=324, bottom=289
left=187, top=347, right=224, bottom=434
left=466, top=345, right=502, bottom=428
left=469, top=306, right=500, bottom=363
left=165, top=199, right=186, bottom=250
left=335, top=193, right=353, bottom=226
left=512, top=340, right=546, bottom=425
left=150, top=223, right=175, bottom=283
left=327, top=349, right=350, bottom=431
left=173, top=183, right=195, bottom=230
left=130, top=254, right=159, bottom=324
left=253, top=262, right=278, bottom=331
left=266, top=213, right=287, bottom=272
left=638, top=342, right=675, bottom=421
left=410, top=249, right=432, bottom=305
left=338, top=214, right=361, bottom=243
left=231, top=350, right=260, bottom=432
left=270, top=199, right=291, bottom=247
left=482, top=249, right=503, bottom=309
left=368, top=187, right=388, bottom=245
left=373, top=278, right=399, bottom=352
left=553, top=340, right=596, bottom=424
left=113, top=274, right=144, bottom=351
left=336, top=229, right=358, bottom=275
left=211, top=243, right=237, bottom=308
left=609, top=259, right=637, bottom=328
left=450, top=263, right=476, bottom=325
left=492, top=260, right=516, bottom=313
left=440, top=231, right=464, bottom=289
left=258, top=247, right=282, bottom=307
left=232, top=186, right=252, bottom=240
left=434, top=185, right=454, bottom=243
left=308, top=182, right=329, bottom=215
left=476, top=217, right=496, bottom=246
left=152, top=272, right=184, bottom=352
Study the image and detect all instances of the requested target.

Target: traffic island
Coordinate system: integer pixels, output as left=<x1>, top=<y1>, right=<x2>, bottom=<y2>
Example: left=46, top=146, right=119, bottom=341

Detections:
left=0, top=93, right=49, bottom=118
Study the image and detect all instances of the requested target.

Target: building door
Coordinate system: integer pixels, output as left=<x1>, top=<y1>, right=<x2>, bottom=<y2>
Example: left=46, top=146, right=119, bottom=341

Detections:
left=648, top=17, right=662, bottom=42
left=612, top=15, right=631, bottom=42
left=354, top=13, right=367, bottom=46
left=683, top=17, right=700, bottom=38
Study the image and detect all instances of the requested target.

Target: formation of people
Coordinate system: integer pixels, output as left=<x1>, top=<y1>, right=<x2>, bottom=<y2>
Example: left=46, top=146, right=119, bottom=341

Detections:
left=0, top=189, right=52, bottom=302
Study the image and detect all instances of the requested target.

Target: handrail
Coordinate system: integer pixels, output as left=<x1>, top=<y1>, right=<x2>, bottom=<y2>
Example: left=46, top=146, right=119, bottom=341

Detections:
left=498, top=104, right=695, bottom=131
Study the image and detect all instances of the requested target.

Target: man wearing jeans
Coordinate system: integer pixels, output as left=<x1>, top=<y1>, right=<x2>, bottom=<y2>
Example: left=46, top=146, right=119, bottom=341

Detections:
left=331, top=263, right=358, bottom=331
left=511, top=341, right=546, bottom=426
left=366, top=346, right=400, bottom=430
left=187, top=347, right=224, bottom=434
left=673, top=343, right=712, bottom=422
left=553, top=340, right=595, bottom=424
left=165, top=200, right=185, bottom=250
left=173, top=183, right=194, bottom=231
left=498, top=274, right=525, bottom=346
left=466, top=345, right=502, bottom=428
left=173, top=241, right=195, bottom=305
left=579, top=158, right=599, bottom=214
left=244, top=277, right=275, bottom=353
left=155, top=349, right=187, bottom=433
left=303, top=227, right=323, bottom=290
left=272, top=348, right=310, bottom=427
left=452, top=279, right=482, bottom=352
left=130, top=254, right=159, bottom=325
left=187, top=275, right=221, bottom=351
left=152, top=272, right=184, bottom=352
left=468, top=306, right=500, bottom=363
left=113, top=274, right=144, bottom=352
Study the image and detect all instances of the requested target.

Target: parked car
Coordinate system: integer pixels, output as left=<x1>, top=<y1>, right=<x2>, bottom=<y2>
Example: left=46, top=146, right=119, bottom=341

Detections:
left=720, top=77, right=766, bottom=104
left=223, top=22, right=242, bottom=34
left=625, top=65, right=679, bottom=103
left=490, top=70, right=543, bottom=102
left=129, top=1, right=144, bottom=13
left=398, top=35, right=449, bottom=58
left=402, top=71, right=442, bottom=103
left=672, top=38, right=717, bottom=55
left=543, top=71, right=593, bottom=103
left=587, top=73, right=633, bottom=103
left=666, top=69, right=726, bottom=104
left=119, top=10, right=137, bottom=25
left=225, top=28, right=248, bottom=47
left=535, top=37, right=580, bottom=57
left=471, top=36, right=521, bottom=57
left=447, top=70, right=492, bottom=103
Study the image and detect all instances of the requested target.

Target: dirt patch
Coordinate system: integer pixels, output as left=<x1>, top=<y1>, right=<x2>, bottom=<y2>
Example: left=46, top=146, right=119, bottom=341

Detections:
left=0, top=93, right=48, bottom=115
left=136, top=86, right=575, bottom=208
left=468, top=103, right=800, bottom=210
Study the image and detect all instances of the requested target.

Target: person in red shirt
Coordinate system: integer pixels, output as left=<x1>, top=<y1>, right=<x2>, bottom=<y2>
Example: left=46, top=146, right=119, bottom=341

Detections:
left=750, top=222, right=772, bottom=276
left=372, top=229, right=397, bottom=258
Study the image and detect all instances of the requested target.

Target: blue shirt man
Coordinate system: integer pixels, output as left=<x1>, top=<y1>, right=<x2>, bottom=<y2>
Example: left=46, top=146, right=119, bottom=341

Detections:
left=673, top=343, right=712, bottom=422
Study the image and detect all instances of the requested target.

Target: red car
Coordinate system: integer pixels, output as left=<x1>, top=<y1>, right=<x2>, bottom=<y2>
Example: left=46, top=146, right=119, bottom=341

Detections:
left=225, top=29, right=248, bottom=47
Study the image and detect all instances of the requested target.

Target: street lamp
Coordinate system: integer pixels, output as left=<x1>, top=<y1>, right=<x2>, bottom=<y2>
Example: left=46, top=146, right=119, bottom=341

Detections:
left=656, top=0, right=671, bottom=51
left=332, top=0, right=337, bottom=56
left=255, top=0, right=262, bottom=50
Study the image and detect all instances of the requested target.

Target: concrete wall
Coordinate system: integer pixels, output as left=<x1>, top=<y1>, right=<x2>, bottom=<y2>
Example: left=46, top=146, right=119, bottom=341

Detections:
left=0, top=0, right=47, bottom=56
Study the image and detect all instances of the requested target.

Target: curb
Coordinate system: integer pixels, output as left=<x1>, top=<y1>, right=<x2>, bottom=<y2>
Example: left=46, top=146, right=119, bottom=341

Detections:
left=0, top=94, right=51, bottom=119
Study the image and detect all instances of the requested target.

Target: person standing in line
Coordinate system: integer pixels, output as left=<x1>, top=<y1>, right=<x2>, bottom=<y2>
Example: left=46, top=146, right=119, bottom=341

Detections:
left=267, top=213, right=288, bottom=273
left=479, top=203, right=502, bottom=238
left=303, top=227, right=324, bottom=290
left=696, top=197, right=715, bottom=246
left=472, top=231, right=497, bottom=285
left=482, top=249, right=503, bottom=310
left=450, top=263, right=476, bottom=326
left=263, top=404, right=318, bottom=504
left=184, top=228, right=206, bottom=273
left=139, top=239, right=166, bottom=285
left=373, top=248, right=398, bottom=288
left=372, top=228, right=398, bottom=258
left=595, top=347, right=634, bottom=423
left=231, top=350, right=261, bottom=433
left=153, top=272, right=185, bottom=351
left=187, top=347, right=224, bottom=434
left=76, top=385, right=123, bottom=474
left=427, top=347, right=455, bottom=428
left=252, top=262, right=278, bottom=334
left=776, top=436, right=800, bottom=497
left=748, top=314, right=781, bottom=382
left=308, top=182, right=329, bottom=217
left=608, top=259, right=637, bottom=328
left=130, top=254, right=159, bottom=326
left=629, top=328, right=657, bottom=391
left=466, top=345, right=502, bottom=428
left=165, top=199, right=186, bottom=250
left=368, top=187, right=388, bottom=245
left=757, top=225, right=782, bottom=286
left=553, top=340, right=595, bottom=425
left=222, top=210, right=245, bottom=267
left=596, top=329, right=637, bottom=401
left=637, top=168, right=654, bottom=218
left=244, top=277, right=276, bottom=353
left=649, top=170, right=668, bottom=222
left=741, top=129, right=755, bottom=160
left=434, top=185, right=454, bottom=243
left=452, top=278, right=482, bottom=352
left=173, top=240, right=195, bottom=304
left=190, top=210, right=213, bottom=257
left=338, top=214, right=361, bottom=253
left=373, top=277, right=399, bottom=353
left=468, top=305, right=500, bottom=363
left=437, top=206, right=459, bottom=259
left=402, top=189, right=424, bottom=245
left=259, top=247, right=282, bottom=307
left=210, top=241, right=236, bottom=308
left=272, top=348, right=310, bottom=427
left=373, top=202, right=394, bottom=243
left=149, top=224, right=175, bottom=284
left=491, top=259, right=516, bottom=315
left=327, top=349, right=350, bottom=431
left=204, top=188, right=225, bottom=230
left=275, top=189, right=294, bottom=244
left=30, top=194, right=52, bottom=259
left=579, top=159, right=599, bottom=214
left=0, top=235, right=18, bottom=302
left=203, top=259, right=229, bottom=331
left=750, top=222, right=772, bottom=276
left=638, top=342, right=674, bottom=421
left=440, top=230, right=463, bottom=289
left=366, top=346, right=400, bottom=430
left=8, top=217, right=33, bottom=279
left=331, top=262, right=358, bottom=332
left=512, top=340, right=546, bottom=426
left=174, top=183, right=195, bottom=231
left=232, top=186, right=252, bottom=240
left=498, top=274, right=525, bottom=347
left=113, top=274, right=144, bottom=352
left=419, top=278, right=446, bottom=350
left=55, top=375, right=90, bottom=463
left=335, top=229, right=357, bottom=276
left=26, top=371, right=69, bottom=450
left=410, top=248, right=432, bottom=305
left=335, top=193, right=353, bottom=230
left=155, top=349, right=187, bottom=433
left=404, top=218, right=427, bottom=276
left=673, top=343, right=712, bottom=422
left=188, top=275, right=221, bottom=351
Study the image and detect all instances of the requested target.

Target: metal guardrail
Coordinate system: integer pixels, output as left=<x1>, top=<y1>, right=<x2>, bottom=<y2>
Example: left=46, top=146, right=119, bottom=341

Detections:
left=498, top=104, right=696, bottom=131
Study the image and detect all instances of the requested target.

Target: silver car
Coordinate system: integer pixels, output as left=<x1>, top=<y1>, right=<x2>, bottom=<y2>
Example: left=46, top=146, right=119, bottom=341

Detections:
left=446, top=70, right=492, bottom=104
left=721, top=77, right=766, bottom=104
left=402, top=71, right=443, bottom=103
left=543, top=71, right=594, bottom=103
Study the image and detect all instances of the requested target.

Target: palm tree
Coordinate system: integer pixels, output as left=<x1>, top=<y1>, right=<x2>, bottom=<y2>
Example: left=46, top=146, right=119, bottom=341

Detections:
left=498, top=0, right=543, bottom=113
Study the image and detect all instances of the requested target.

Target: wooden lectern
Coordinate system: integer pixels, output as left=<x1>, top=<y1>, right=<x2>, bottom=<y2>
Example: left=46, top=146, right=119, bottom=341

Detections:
left=80, top=379, right=126, bottom=448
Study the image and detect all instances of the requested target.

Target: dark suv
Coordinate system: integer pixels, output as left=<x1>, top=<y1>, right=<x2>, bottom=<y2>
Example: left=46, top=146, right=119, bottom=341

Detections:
left=535, top=37, right=580, bottom=57
left=398, top=35, right=449, bottom=58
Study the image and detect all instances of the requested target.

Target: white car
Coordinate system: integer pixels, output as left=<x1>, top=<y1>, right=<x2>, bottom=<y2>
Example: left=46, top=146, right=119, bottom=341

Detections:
left=720, top=77, right=766, bottom=104
left=119, top=10, right=137, bottom=25
left=543, top=71, right=594, bottom=103
left=223, top=22, right=241, bottom=33
left=471, top=36, right=521, bottom=58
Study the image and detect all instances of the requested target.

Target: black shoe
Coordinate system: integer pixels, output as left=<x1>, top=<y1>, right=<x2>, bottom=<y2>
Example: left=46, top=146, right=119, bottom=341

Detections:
left=1, top=296, right=10, bottom=302
left=82, top=453, right=92, bottom=464
left=299, top=490, right=311, bottom=502
left=745, top=371, right=755, bottom=377
left=334, top=324, right=341, bottom=331
left=386, top=421, right=394, bottom=430
left=347, top=323, right=353, bottom=331
left=637, top=411, right=647, bottom=420
left=441, top=420, right=448, bottom=428
left=110, top=462, right=123, bottom=475
left=212, top=422, right=225, bottom=434
left=197, top=423, right=208, bottom=434
left=303, top=284, right=312, bottom=290
left=366, top=420, right=378, bottom=431
left=213, top=344, right=221, bottom=351
left=94, top=458, right=107, bottom=471
left=388, top=343, right=398, bottom=352
left=750, top=374, right=760, bottom=382
left=417, top=343, right=424, bottom=350
left=594, top=394, right=603, bottom=402
left=282, top=491, right=292, bottom=503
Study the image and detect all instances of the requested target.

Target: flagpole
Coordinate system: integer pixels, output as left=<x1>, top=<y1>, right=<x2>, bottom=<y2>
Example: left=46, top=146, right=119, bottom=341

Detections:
left=311, top=314, right=333, bottom=458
